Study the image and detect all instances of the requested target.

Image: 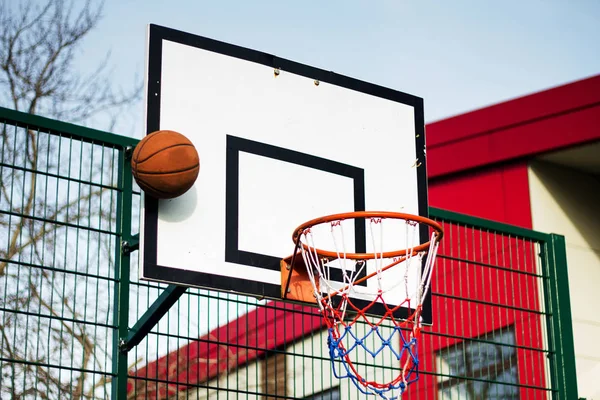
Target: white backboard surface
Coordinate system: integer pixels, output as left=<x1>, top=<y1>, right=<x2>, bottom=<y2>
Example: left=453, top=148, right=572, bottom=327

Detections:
left=141, top=25, right=430, bottom=321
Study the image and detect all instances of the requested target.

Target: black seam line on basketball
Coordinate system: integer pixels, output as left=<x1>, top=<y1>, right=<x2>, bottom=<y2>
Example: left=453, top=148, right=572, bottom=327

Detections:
left=136, top=164, right=199, bottom=175
left=139, top=180, right=173, bottom=195
left=136, top=143, right=195, bottom=164
left=131, top=130, right=173, bottom=168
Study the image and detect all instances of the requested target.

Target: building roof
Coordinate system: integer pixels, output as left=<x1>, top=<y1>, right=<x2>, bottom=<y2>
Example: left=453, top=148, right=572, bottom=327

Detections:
left=427, top=74, right=600, bottom=178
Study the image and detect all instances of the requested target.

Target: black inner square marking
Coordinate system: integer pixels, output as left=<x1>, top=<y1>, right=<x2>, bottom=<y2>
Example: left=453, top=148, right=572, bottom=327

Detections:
left=224, top=135, right=366, bottom=286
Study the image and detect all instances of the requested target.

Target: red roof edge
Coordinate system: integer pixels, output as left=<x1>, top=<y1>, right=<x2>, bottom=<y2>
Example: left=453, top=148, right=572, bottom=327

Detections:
left=426, top=74, right=600, bottom=178
left=127, top=301, right=322, bottom=397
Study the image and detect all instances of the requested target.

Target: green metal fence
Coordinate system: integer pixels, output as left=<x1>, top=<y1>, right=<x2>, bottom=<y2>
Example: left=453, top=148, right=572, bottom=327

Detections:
left=0, top=107, right=578, bottom=399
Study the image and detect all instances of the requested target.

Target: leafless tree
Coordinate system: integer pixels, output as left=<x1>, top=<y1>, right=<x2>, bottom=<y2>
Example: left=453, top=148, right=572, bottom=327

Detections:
left=0, top=0, right=141, bottom=398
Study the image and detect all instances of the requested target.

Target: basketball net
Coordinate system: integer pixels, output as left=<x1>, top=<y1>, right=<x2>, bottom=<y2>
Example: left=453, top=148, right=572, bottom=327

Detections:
left=292, top=213, right=442, bottom=399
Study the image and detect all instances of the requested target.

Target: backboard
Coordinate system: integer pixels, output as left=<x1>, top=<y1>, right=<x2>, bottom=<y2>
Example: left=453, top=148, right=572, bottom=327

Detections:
left=140, top=25, right=431, bottom=323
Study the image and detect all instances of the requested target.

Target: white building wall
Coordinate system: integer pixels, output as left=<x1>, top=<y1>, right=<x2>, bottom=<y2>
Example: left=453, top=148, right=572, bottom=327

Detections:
left=181, top=362, right=260, bottom=400
left=528, top=161, right=600, bottom=399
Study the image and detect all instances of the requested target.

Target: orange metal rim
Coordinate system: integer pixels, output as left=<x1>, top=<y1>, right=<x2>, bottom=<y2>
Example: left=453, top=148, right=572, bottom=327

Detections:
left=292, top=211, right=444, bottom=260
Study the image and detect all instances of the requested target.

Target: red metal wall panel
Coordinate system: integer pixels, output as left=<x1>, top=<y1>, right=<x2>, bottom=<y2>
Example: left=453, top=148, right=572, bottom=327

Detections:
left=429, top=162, right=532, bottom=228
left=419, top=163, right=545, bottom=398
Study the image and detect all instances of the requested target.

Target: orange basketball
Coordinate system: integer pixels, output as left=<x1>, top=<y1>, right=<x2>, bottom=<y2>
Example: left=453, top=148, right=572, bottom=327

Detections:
left=131, top=130, right=199, bottom=199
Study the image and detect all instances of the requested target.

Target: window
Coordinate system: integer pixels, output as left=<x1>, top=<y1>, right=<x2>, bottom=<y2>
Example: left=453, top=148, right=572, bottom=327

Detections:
left=262, top=351, right=286, bottom=400
left=436, top=327, right=519, bottom=399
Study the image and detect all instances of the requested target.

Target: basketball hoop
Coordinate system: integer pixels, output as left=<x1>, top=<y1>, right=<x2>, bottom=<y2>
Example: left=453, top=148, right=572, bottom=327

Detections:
left=281, top=211, right=443, bottom=399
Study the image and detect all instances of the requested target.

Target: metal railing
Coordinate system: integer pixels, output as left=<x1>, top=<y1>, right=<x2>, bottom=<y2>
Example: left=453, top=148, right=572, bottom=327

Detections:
left=0, top=107, right=578, bottom=399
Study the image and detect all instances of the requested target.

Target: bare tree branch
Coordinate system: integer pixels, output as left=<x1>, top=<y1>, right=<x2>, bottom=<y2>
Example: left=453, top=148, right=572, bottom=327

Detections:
left=0, top=0, right=140, bottom=398
left=0, top=186, right=108, bottom=276
left=0, top=0, right=141, bottom=123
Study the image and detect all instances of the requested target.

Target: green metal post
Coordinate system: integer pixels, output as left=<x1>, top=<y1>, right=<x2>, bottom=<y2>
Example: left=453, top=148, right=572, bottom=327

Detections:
left=548, top=234, right=579, bottom=399
left=112, top=146, right=135, bottom=399
left=541, top=239, right=562, bottom=400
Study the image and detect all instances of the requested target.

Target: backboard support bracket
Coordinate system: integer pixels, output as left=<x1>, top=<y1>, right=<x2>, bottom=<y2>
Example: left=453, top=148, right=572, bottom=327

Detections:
left=121, top=234, right=139, bottom=255
left=121, top=284, right=188, bottom=353
left=280, top=255, right=317, bottom=304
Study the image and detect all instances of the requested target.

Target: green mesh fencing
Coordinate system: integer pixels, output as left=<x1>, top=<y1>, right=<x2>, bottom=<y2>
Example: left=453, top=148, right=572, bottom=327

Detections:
left=0, top=107, right=137, bottom=399
left=0, top=107, right=578, bottom=399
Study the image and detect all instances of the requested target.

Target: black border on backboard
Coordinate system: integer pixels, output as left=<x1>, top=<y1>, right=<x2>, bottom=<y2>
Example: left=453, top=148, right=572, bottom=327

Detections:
left=143, top=24, right=431, bottom=323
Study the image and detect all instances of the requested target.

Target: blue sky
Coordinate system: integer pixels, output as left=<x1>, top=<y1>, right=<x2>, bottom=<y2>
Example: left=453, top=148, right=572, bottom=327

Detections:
left=77, top=0, right=600, bottom=137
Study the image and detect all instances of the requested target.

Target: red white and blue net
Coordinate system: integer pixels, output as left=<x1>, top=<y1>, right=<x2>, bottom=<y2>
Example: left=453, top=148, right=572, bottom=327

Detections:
left=293, top=213, right=441, bottom=399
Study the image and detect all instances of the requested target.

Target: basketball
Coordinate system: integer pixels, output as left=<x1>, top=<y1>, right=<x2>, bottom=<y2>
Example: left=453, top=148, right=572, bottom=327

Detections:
left=131, top=130, right=200, bottom=199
